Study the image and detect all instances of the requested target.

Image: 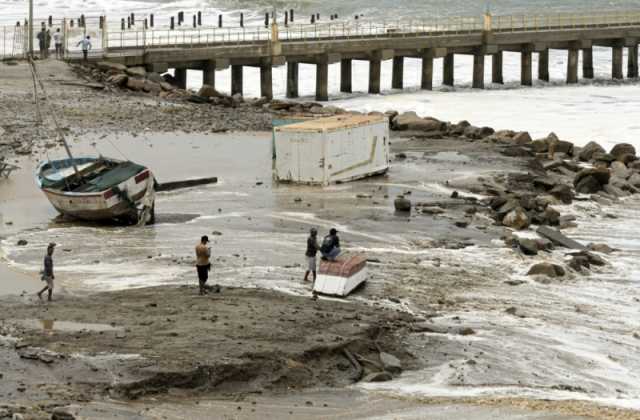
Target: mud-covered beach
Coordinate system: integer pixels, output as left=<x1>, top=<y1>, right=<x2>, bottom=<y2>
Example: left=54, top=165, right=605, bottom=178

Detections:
left=2, top=58, right=640, bottom=420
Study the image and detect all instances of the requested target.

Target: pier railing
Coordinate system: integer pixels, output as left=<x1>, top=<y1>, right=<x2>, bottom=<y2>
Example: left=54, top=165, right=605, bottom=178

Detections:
left=3, top=10, right=640, bottom=58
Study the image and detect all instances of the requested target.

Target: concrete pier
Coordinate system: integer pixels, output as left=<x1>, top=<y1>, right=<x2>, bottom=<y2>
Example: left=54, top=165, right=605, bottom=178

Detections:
left=316, top=60, right=328, bottom=101
left=340, top=59, right=352, bottom=93
left=392, top=56, right=404, bottom=89
left=443, top=53, right=454, bottom=86
left=369, top=59, right=381, bottom=94
left=567, top=49, right=579, bottom=84
left=521, top=50, right=532, bottom=86
left=582, top=47, right=594, bottom=79
left=492, top=52, right=503, bottom=84
left=612, top=45, right=624, bottom=79
left=286, top=62, right=298, bottom=98
left=99, top=11, right=640, bottom=101
left=473, top=53, right=484, bottom=89
left=538, top=49, right=549, bottom=81
left=260, top=64, right=273, bottom=100
left=628, top=45, right=639, bottom=78
left=175, top=68, right=187, bottom=89
left=421, top=50, right=433, bottom=90
left=231, top=65, right=243, bottom=95
left=203, top=60, right=216, bottom=88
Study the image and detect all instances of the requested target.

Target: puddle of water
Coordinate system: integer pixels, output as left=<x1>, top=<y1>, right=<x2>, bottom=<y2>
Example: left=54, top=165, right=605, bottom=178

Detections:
left=12, top=319, right=122, bottom=333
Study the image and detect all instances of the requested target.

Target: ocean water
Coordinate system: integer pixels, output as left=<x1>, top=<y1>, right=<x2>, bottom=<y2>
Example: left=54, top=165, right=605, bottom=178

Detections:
left=2, top=0, right=640, bottom=413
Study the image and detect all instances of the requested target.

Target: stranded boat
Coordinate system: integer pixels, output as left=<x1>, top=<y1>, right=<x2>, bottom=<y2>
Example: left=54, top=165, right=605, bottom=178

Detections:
left=36, top=156, right=156, bottom=224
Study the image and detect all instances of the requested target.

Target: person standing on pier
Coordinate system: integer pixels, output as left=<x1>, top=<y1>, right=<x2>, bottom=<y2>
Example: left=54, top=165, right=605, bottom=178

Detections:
left=77, top=36, right=92, bottom=62
left=195, top=235, right=211, bottom=295
left=36, top=26, right=47, bottom=59
left=53, top=29, right=63, bottom=59
left=37, top=243, right=56, bottom=302
left=45, top=29, right=52, bottom=58
left=304, top=228, right=319, bottom=285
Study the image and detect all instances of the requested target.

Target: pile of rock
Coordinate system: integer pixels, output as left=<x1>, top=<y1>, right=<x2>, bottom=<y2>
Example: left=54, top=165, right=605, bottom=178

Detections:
left=77, top=62, right=349, bottom=117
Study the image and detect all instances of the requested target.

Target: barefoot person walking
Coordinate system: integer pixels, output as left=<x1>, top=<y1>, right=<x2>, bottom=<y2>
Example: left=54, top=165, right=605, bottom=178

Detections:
left=195, top=235, right=211, bottom=295
left=37, top=243, right=56, bottom=302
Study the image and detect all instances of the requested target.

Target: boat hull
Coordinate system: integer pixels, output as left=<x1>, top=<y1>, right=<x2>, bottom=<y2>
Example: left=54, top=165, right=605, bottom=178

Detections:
left=37, top=158, right=156, bottom=224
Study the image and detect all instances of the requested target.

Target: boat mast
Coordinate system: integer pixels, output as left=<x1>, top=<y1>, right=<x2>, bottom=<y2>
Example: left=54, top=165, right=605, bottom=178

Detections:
left=28, top=0, right=33, bottom=57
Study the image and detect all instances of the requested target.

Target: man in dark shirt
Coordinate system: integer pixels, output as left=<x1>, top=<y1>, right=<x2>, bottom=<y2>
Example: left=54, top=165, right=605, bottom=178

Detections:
left=37, top=243, right=56, bottom=302
left=304, top=228, right=319, bottom=284
left=320, top=228, right=341, bottom=261
left=36, top=27, right=47, bottom=59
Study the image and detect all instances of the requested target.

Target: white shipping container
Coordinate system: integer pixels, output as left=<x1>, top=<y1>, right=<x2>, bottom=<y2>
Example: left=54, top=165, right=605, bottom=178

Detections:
left=273, top=114, right=390, bottom=185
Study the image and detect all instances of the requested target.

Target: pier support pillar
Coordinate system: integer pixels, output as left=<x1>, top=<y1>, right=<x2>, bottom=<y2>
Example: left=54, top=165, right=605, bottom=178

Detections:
left=628, top=45, right=639, bottom=78
left=203, top=60, right=216, bottom=88
left=443, top=53, right=454, bottom=86
left=472, top=53, right=484, bottom=89
left=260, top=64, right=273, bottom=100
left=392, top=56, right=404, bottom=89
left=286, top=62, right=299, bottom=98
left=567, top=49, right=579, bottom=84
left=175, top=68, right=187, bottom=89
left=521, top=50, right=532, bottom=86
left=492, top=52, right=503, bottom=84
left=369, top=59, right=381, bottom=94
left=316, top=60, right=329, bottom=101
left=231, top=65, right=243, bottom=96
left=582, top=48, right=594, bottom=79
left=340, top=59, right=352, bottom=93
left=538, top=49, right=549, bottom=81
left=612, top=46, right=624, bottom=80
left=421, top=50, right=433, bottom=90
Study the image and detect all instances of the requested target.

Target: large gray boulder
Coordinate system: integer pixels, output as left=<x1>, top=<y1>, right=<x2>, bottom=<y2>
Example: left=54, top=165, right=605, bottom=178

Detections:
left=578, top=141, right=606, bottom=161
left=126, top=77, right=146, bottom=91
left=197, top=84, right=221, bottom=98
left=394, top=196, right=412, bottom=212
left=96, top=61, right=127, bottom=73
left=573, top=168, right=610, bottom=193
left=610, top=143, right=636, bottom=160
left=125, top=66, right=147, bottom=77
left=512, top=131, right=532, bottom=145
left=527, top=263, right=566, bottom=277
left=610, top=161, right=631, bottom=180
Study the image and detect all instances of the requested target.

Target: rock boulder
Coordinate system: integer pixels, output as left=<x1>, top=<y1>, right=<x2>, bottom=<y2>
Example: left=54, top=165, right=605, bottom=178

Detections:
left=502, top=207, right=530, bottom=230
left=578, top=141, right=606, bottom=161
left=610, top=143, right=636, bottom=160
left=527, top=263, right=566, bottom=277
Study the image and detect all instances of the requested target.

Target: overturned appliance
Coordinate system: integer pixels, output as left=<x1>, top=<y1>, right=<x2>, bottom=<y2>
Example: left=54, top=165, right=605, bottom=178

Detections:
left=36, top=157, right=156, bottom=224
left=313, top=255, right=368, bottom=297
left=273, top=114, right=390, bottom=185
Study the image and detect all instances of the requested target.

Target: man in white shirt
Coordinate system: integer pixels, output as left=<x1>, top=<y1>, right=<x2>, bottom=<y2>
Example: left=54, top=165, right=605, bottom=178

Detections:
left=53, top=29, right=63, bottom=59
left=76, top=36, right=91, bottom=62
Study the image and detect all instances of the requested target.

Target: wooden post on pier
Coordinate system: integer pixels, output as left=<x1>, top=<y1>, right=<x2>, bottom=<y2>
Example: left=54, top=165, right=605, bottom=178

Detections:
left=203, top=60, right=216, bottom=89
left=521, top=49, right=532, bottom=86
left=316, top=59, right=329, bottom=101
left=175, top=68, right=187, bottom=89
left=492, top=52, right=503, bottom=84
left=421, top=49, right=433, bottom=90
left=369, top=58, right=381, bottom=94
left=231, top=65, right=243, bottom=95
left=612, top=45, right=624, bottom=79
left=567, top=48, right=579, bottom=84
left=582, top=47, right=594, bottom=78
left=443, top=53, right=454, bottom=86
left=392, top=56, right=404, bottom=89
left=286, top=62, right=299, bottom=98
left=340, top=59, right=352, bottom=93
left=472, top=53, right=484, bottom=89
left=538, top=49, right=549, bottom=81
left=628, top=44, right=639, bottom=78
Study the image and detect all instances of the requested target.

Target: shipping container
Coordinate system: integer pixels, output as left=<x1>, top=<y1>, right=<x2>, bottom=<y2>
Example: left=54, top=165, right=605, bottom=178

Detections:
left=273, top=114, right=390, bottom=185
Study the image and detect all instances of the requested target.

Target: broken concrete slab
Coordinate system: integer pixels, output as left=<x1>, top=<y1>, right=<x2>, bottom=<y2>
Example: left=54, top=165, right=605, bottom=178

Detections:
left=536, top=226, right=585, bottom=250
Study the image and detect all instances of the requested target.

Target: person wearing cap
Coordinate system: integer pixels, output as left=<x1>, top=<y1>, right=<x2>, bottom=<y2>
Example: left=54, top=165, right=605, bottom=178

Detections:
left=320, top=228, right=341, bottom=261
left=304, top=228, right=319, bottom=284
left=37, top=243, right=56, bottom=302
left=195, top=235, right=211, bottom=295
